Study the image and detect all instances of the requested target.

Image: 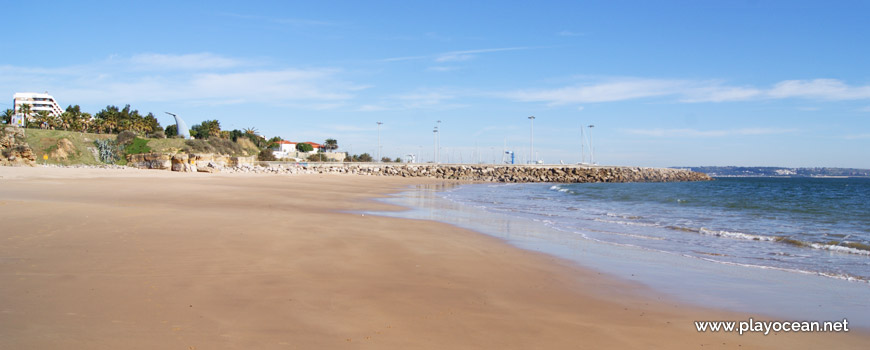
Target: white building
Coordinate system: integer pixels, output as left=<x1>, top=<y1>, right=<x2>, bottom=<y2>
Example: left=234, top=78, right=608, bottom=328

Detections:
left=13, top=92, right=63, bottom=117
left=272, top=140, right=298, bottom=159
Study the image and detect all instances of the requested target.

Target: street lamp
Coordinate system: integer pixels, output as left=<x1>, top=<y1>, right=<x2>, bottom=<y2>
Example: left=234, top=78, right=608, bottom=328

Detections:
left=587, top=124, right=595, bottom=165
left=528, top=116, right=535, bottom=164
left=436, top=120, right=441, bottom=163
left=377, top=121, right=383, bottom=162
left=433, top=127, right=438, bottom=163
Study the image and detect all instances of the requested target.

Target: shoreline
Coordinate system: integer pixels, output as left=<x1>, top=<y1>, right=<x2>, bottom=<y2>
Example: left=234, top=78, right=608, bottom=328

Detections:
left=374, top=183, right=870, bottom=329
left=1, top=166, right=867, bottom=349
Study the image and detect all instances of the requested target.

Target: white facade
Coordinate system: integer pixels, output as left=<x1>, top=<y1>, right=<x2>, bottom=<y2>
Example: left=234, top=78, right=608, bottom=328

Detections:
left=13, top=92, right=63, bottom=117
left=272, top=141, right=298, bottom=159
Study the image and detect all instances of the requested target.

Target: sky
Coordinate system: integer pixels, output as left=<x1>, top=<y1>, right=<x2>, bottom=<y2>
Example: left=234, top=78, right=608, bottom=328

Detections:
left=3, top=0, right=869, bottom=167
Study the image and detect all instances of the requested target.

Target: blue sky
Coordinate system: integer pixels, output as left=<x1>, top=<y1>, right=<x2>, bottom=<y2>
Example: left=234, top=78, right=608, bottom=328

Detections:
left=3, top=0, right=869, bottom=167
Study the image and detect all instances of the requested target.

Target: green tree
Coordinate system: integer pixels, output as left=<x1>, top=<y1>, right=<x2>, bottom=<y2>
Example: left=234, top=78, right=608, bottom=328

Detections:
left=2, top=109, right=13, bottom=124
left=296, top=142, right=314, bottom=153
left=35, top=110, right=54, bottom=129
left=165, top=124, right=178, bottom=137
left=357, top=153, right=373, bottom=162
left=18, top=104, right=32, bottom=127
left=323, top=138, right=339, bottom=152
left=395, top=157, right=402, bottom=163
left=190, top=119, right=221, bottom=139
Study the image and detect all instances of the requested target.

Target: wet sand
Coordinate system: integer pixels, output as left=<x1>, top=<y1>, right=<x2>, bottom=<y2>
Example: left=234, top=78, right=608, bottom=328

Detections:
left=0, top=166, right=867, bottom=349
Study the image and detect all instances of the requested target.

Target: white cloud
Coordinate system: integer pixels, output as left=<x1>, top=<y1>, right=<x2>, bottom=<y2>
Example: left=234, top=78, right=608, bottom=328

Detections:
left=768, top=79, right=870, bottom=100
left=435, top=47, right=529, bottom=62
left=844, top=133, right=870, bottom=140
left=130, top=53, right=244, bottom=70
left=623, top=128, right=798, bottom=138
left=504, top=78, right=870, bottom=105
left=0, top=54, right=361, bottom=109
left=382, top=47, right=533, bottom=63
left=358, top=104, right=389, bottom=112
left=505, top=78, right=688, bottom=105
left=396, top=91, right=456, bottom=108
left=679, top=86, right=763, bottom=102
left=427, top=66, right=460, bottom=72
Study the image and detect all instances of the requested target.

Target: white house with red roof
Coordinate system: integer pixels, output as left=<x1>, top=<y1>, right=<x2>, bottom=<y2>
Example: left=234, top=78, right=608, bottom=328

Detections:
left=271, top=141, right=322, bottom=159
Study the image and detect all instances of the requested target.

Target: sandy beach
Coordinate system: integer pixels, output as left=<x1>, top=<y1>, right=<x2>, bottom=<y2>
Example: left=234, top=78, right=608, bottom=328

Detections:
left=1, top=166, right=866, bottom=349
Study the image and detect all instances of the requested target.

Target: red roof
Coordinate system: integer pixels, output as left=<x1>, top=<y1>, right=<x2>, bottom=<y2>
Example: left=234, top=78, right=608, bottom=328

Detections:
left=276, top=140, right=293, bottom=144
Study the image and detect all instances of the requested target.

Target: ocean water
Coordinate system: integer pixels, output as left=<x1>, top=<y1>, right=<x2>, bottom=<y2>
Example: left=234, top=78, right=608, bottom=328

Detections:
left=440, top=177, right=870, bottom=283
left=373, top=177, right=870, bottom=327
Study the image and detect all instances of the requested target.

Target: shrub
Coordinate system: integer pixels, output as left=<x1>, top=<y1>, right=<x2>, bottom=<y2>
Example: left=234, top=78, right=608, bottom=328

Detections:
left=357, top=153, right=373, bottom=162
left=148, top=130, right=166, bottom=139
left=116, top=130, right=138, bottom=146
left=94, top=139, right=118, bottom=163
left=183, top=139, right=215, bottom=154
left=125, top=137, right=152, bottom=154
left=258, top=149, right=277, bottom=161
left=207, top=137, right=244, bottom=155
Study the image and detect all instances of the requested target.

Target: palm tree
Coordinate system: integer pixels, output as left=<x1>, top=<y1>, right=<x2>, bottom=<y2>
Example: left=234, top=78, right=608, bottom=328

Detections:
left=35, top=110, right=52, bottom=129
left=18, top=104, right=33, bottom=126
left=2, top=109, right=13, bottom=125
left=323, top=138, right=339, bottom=152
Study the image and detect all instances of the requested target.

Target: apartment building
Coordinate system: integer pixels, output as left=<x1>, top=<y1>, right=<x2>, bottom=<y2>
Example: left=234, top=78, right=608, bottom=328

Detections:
left=13, top=92, right=64, bottom=117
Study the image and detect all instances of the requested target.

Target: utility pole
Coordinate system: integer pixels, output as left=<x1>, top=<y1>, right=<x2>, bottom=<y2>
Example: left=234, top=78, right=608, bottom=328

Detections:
left=377, top=121, right=383, bottom=162
left=436, top=120, right=441, bottom=163
left=433, top=127, right=438, bottom=163
left=528, top=116, right=535, bottom=164
left=580, top=124, right=585, bottom=164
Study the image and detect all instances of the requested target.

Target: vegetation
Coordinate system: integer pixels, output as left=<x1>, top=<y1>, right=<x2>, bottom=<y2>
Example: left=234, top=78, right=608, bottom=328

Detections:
left=125, top=137, right=152, bottom=155
left=258, top=149, right=277, bottom=161
left=296, top=142, right=314, bottom=153
left=9, top=100, right=341, bottom=165
left=94, top=139, right=118, bottom=164
left=190, top=119, right=221, bottom=139
left=344, top=153, right=374, bottom=162
left=323, top=138, right=339, bottom=152
left=23, top=128, right=113, bottom=165
left=165, top=124, right=178, bottom=138
left=2, top=109, right=13, bottom=124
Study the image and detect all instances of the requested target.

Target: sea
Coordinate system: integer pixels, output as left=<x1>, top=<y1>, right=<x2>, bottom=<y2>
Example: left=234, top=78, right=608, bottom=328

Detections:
left=375, top=177, right=870, bottom=328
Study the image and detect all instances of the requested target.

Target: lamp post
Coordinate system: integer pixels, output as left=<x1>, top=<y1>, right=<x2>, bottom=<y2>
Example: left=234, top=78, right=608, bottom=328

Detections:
left=436, top=120, right=441, bottom=163
left=377, top=121, right=383, bottom=162
left=528, top=116, right=535, bottom=164
left=433, top=127, right=438, bottom=163
left=587, top=124, right=595, bottom=165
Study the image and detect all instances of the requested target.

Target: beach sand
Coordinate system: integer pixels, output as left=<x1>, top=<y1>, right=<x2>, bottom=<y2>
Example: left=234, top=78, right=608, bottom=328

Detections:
left=0, top=166, right=866, bottom=349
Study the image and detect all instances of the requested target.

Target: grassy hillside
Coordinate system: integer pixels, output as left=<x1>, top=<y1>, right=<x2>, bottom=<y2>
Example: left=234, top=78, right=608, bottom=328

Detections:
left=22, top=128, right=259, bottom=165
left=24, top=129, right=115, bottom=165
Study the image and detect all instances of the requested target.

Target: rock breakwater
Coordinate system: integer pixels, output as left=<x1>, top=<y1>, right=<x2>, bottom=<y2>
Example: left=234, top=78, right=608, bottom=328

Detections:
left=251, top=163, right=712, bottom=183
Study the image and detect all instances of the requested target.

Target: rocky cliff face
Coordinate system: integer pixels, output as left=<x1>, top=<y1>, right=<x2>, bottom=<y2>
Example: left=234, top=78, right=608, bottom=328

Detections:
left=0, top=127, right=36, bottom=166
